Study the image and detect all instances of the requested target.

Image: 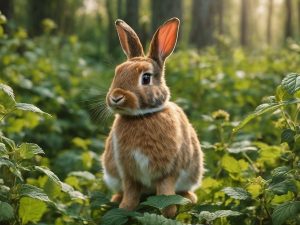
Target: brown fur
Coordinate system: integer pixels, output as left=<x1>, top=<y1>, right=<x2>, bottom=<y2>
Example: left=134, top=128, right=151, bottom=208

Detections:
left=101, top=18, right=204, bottom=218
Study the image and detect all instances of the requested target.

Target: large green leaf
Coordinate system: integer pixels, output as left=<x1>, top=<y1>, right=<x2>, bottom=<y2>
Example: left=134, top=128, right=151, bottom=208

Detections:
left=18, top=197, right=47, bottom=225
left=272, top=201, right=300, bottom=225
left=135, top=213, right=183, bottom=225
left=223, top=187, right=251, bottom=200
left=268, top=179, right=297, bottom=195
left=0, top=201, right=14, bottom=221
left=19, top=143, right=44, bottom=159
left=0, top=84, right=16, bottom=112
left=233, top=99, right=300, bottom=133
left=15, top=103, right=50, bottom=116
left=281, top=73, right=300, bottom=95
left=101, top=208, right=140, bottom=225
left=195, top=210, right=242, bottom=222
left=141, top=195, right=191, bottom=210
left=19, top=184, right=52, bottom=203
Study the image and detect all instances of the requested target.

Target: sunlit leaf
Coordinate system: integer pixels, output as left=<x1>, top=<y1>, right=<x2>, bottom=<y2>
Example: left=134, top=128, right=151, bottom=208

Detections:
left=19, top=197, right=47, bottom=225
left=223, top=187, right=251, bottom=200
left=15, top=103, right=50, bottom=116
left=195, top=210, right=242, bottom=222
left=19, top=143, right=44, bottom=159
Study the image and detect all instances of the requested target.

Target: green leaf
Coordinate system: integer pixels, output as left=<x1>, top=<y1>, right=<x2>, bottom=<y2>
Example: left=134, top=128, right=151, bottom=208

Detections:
left=269, top=179, right=297, bottom=195
left=233, top=99, right=300, bottom=134
left=0, top=84, right=16, bottom=113
left=195, top=210, right=242, bottom=222
left=227, top=141, right=257, bottom=153
left=60, top=182, right=86, bottom=200
left=223, top=187, right=251, bottom=200
left=141, top=195, right=191, bottom=210
left=0, top=201, right=14, bottom=221
left=15, top=103, right=50, bottom=116
left=276, top=85, right=293, bottom=101
left=68, top=171, right=95, bottom=181
left=0, top=143, right=8, bottom=157
left=19, top=184, right=52, bottom=203
left=0, top=136, right=16, bottom=150
left=19, top=143, right=44, bottom=159
left=0, top=158, right=23, bottom=181
left=35, top=166, right=60, bottom=186
left=272, top=166, right=290, bottom=178
left=221, top=155, right=248, bottom=174
left=135, top=213, right=183, bottom=225
left=281, top=129, right=295, bottom=144
left=272, top=201, right=300, bottom=225
left=18, top=197, right=47, bottom=225
left=101, top=208, right=140, bottom=225
left=281, top=73, right=300, bottom=95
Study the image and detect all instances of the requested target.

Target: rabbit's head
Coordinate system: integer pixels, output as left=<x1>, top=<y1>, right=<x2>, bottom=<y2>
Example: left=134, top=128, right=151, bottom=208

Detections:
left=106, top=18, right=180, bottom=116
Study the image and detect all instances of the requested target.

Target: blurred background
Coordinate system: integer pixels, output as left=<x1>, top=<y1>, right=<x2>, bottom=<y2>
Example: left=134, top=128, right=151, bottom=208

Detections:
left=1, top=1, right=300, bottom=224
left=1, top=0, right=300, bottom=178
left=1, top=0, right=300, bottom=56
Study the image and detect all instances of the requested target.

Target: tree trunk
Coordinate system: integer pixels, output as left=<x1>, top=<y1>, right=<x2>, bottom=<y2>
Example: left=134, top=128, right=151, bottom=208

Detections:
left=189, top=0, right=216, bottom=48
left=151, top=0, right=182, bottom=33
left=125, top=0, right=139, bottom=32
left=267, top=0, right=273, bottom=45
left=240, top=0, right=249, bottom=46
left=285, top=0, right=292, bottom=39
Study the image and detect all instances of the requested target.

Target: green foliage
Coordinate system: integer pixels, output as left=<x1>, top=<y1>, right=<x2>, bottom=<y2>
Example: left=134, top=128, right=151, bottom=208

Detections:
left=141, top=195, right=191, bottom=210
left=1, top=18, right=300, bottom=225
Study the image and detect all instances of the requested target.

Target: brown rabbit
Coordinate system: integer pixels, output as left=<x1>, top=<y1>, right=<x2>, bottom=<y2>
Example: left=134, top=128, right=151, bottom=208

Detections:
left=101, top=17, right=204, bottom=217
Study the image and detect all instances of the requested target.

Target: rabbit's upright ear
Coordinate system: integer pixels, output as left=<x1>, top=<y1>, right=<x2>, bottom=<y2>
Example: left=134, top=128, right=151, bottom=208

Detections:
left=148, top=18, right=180, bottom=66
left=115, top=19, right=144, bottom=59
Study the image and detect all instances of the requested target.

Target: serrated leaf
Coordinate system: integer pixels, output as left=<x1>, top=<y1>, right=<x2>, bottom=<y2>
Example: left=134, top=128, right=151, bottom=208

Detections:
left=281, top=129, right=295, bottom=144
left=233, top=99, right=300, bottom=134
left=0, top=143, right=8, bottom=157
left=15, top=103, right=50, bottom=115
left=19, top=197, right=47, bottom=224
left=227, top=140, right=257, bottom=153
left=135, top=213, right=183, bottom=225
left=282, top=73, right=300, bottom=95
left=0, top=201, right=14, bottom=221
left=269, top=179, right=297, bottom=195
left=223, top=187, right=251, bottom=200
left=0, top=83, right=15, bottom=102
left=101, top=208, right=140, bottom=225
left=141, top=195, right=191, bottom=210
left=272, top=201, right=300, bottom=225
left=69, top=171, right=95, bottom=181
left=19, top=143, right=44, bottom=159
left=272, top=166, right=290, bottom=178
left=35, top=166, right=60, bottom=186
left=19, top=184, right=52, bottom=203
left=0, top=136, right=16, bottom=150
left=196, top=210, right=242, bottom=222
left=0, top=158, right=23, bottom=181
left=60, top=182, right=86, bottom=200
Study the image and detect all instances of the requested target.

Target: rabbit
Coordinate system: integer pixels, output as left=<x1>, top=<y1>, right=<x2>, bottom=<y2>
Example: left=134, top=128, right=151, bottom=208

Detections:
left=101, top=17, right=204, bottom=218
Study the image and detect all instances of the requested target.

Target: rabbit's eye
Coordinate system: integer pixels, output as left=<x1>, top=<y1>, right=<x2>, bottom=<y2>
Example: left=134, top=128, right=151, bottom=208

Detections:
left=142, top=73, right=152, bottom=85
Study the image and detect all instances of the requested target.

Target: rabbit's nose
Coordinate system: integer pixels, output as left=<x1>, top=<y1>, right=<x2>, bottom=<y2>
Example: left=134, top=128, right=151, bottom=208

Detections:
left=110, top=95, right=124, bottom=104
